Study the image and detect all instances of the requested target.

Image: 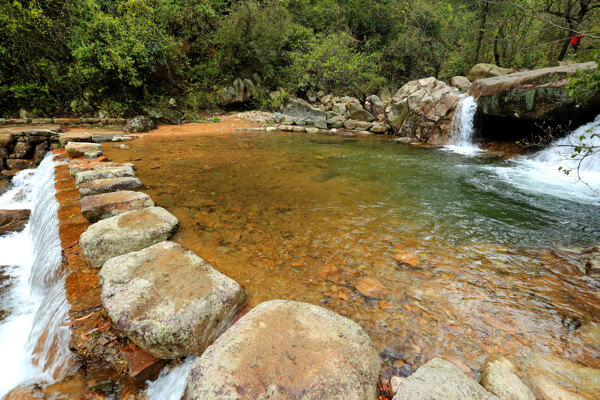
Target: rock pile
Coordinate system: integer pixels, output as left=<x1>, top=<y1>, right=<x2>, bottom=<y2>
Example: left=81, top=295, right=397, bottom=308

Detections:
left=0, top=128, right=59, bottom=181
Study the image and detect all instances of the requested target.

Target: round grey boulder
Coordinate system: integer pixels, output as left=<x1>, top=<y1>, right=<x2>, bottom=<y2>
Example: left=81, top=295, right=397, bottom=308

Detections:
left=100, top=241, right=245, bottom=359
left=185, top=300, right=381, bottom=400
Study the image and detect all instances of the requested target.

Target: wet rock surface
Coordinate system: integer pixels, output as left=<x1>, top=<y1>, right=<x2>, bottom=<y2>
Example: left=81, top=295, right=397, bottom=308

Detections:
left=79, top=177, right=143, bottom=197
left=80, top=206, right=179, bottom=268
left=479, top=355, right=535, bottom=400
left=79, top=190, right=154, bottom=222
left=65, top=142, right=102, bottom=158
left=392, top=358, right=498, bottom=400
left=100, top=241, right=245, bottom=359
left=185, top=299, right=381, bottom=400
left=0, top=209, right=30, bottom=234
left=74, top=165, right=135, bottom=187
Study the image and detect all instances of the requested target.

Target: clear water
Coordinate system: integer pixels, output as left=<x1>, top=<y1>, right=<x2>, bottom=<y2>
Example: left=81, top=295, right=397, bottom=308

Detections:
left=0, top=155, right=73, bottom=396
left=146, top=357, right=197, bottom=400
left=104, top=129, right=600, bottom=379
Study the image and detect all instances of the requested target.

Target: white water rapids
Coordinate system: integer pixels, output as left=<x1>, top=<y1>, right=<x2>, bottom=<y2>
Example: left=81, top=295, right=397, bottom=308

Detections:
left=0, top=154, right=74, bottom=397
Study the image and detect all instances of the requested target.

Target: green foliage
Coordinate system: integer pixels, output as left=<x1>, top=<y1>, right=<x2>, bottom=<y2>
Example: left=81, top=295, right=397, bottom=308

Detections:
left=568, top=63, right=600, bottom=104
left=290, top=31, right=384, bottom=97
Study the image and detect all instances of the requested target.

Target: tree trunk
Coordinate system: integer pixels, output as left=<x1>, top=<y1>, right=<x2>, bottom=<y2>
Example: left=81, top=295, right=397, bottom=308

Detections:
left=494, top=20, right=507, bottom=65
left=474, top=2, right=489, bottom=64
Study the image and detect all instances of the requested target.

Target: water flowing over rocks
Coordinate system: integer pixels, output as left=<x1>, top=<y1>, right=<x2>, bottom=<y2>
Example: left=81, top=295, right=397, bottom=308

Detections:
left=79, top=190, right=154, bottom=222
left=74, top=165, right=135, bottom=186
left=392, top=358, right=499, bottom=400
left=100, top=241, right=245, bottom=359
left=80, top=206, right=179, bottom=268
left=470, top=62, right=599, bottom=121
left=185, top=299, right=381, bottom=400
left=79, top=176, right=143, bottom=197
left=0, top=209, right=30, bottom=234
left=386, top=77, right=462, bottom=144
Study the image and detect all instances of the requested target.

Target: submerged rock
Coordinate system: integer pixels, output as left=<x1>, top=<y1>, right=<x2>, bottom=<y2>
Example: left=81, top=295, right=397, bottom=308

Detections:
left=479, top=355, right=535, bottom=400
left=393, top=358, right=498, bottom=400
left=79, top=177, right=143, bottom=197
left=75, top=165, right=135, bottom=187
left=100, top=241, right=245, bottom=359
left=79, top=190, right=154, bottom=222
left=80, top=207, right=179, bottom=268
left=185, top=299, right=381, bottom=400
left=0, top=209, right=30, bottom=235
left=65, top=142, right=102, bottom=158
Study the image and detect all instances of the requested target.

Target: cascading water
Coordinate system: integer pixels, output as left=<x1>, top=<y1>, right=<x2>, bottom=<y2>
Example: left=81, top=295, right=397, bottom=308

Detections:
left=490, top=114, right=600, bottom=203
left=145, top=357, right=197, bottom=400
left=0, top=154, right=74, bottom=397
left=445, top=95, right=481, bottom=155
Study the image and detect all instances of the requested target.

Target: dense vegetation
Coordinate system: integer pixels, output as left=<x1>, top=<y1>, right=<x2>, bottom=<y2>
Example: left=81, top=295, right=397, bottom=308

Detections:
left=1, top=0, right=599, bottom=117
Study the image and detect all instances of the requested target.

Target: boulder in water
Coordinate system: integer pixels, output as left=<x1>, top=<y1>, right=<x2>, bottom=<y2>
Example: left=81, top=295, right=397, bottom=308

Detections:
left=0, top=209, right=30, bottom=235
left=185, top=299, right=381, bottom=400
left=79, top=190, right=154, bottom=222
left=470, top=62, right=599, bottom=121
left=79, top=177, right=143, bottom=197
left=479, top=355, right=535, bottom=400
left=387, top=77, right=462, bottom=144
left=75, top=165, right=135, bottom=187
left=80, top=207, right=179, bottom=268
left=100, top=241, right=245, bottom=359
left=393, top=358, right=498, bottom=399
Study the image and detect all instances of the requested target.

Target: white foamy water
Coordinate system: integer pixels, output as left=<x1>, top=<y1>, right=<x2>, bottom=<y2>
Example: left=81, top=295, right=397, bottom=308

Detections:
left=0, top=155, right=74, bottom=397
left=445, top=95, right=482, bottom=155
left=490, top=114, right=600, bottom=204
left=146, top=357, right=197, bottom=400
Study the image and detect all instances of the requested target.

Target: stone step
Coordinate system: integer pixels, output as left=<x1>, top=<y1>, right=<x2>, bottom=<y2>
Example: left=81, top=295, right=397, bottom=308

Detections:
left=79, top=177, right=143, bottom=197
left=75, top=165, right=135, bottom=187
left=80, top=207, right=179, bottom=268
left=65, top=142, right=102, bottom=158
left=99, top=241, right=245, bottom=359
left=79, top=190, right=154, bottom=222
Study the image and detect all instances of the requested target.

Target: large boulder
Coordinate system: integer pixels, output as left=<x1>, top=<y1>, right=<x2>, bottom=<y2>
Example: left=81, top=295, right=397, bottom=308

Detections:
left=347, top=102, right=375, bottom=122
left=219, top=78, right=256, bottom=106
left=125, top=115, right=156, bottom=133
left=281, top=98, right=328, bottom=124
left=65, top=142, right=102, bottom=158
left=470, top=62, right=599, bottom=121
left=479, top=355, right=535, bottom=400
left=393, top=358, right=498, bottom=400
left=451, top=76, right=472, bottom=92
left=142, top=106, right=182, bottom=125
left=80, top=207, right=179, bottom=268
left=387, top=77, right=462, bottom=144
left=79, top=190, right=154, bottom=222
left=0, top=134, right=13, bottom=147
left=0, top=209, right=30, bottom=235
left=79, top=177, right=143, bottom=197
left=75, top=165, right=135, bottom=187
left=185, top=300, right=381, bottom=400
left=468, top=63, right=513, bottom=81
left=100, top=241, right=245, bottom=359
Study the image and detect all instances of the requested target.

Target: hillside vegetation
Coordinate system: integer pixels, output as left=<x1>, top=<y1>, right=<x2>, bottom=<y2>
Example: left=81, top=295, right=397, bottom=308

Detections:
left=1, top=0, right=599, bottom=117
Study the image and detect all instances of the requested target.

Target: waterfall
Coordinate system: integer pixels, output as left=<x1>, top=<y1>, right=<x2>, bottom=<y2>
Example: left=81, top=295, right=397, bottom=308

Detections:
left=0, top=154, right=74, bottom=397
left=445, top=95, right=481, bottom=155
left=145, top=357, right=197, bottom=400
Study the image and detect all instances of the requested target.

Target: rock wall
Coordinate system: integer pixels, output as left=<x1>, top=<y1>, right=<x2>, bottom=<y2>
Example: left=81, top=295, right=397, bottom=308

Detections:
left=0, top=128, right=59, bottom=181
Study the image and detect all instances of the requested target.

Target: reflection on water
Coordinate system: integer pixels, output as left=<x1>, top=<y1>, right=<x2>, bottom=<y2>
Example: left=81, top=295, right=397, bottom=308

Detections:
left=104, top=131, right=600, bottom=377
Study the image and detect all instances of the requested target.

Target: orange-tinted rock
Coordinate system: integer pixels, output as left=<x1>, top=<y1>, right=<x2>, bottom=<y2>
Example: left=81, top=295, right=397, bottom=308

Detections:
left=4, top=385, right=44, bottom=399
left=0, top=209, right=30, bottom=234
left=355, top=277, right=389, bottom=298
left=119, top=343, right=168, bottom=380
left=394, top=253, right=420, bottom=267
left=80, top=191, right=154, bottom=222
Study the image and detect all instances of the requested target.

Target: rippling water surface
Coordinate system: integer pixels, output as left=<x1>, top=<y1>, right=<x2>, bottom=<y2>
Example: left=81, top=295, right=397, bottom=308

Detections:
left=104, top=130, right=600, bottom=377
